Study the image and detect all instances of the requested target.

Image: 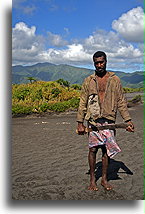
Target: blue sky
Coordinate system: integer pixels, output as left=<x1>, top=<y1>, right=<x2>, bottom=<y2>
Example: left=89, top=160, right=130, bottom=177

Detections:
left=12, top=0, right=144, bottom=72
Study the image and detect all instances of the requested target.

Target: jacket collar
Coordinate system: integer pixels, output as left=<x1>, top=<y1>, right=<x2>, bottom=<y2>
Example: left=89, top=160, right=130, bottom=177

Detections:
left=90, top=71, right=115, bottom=80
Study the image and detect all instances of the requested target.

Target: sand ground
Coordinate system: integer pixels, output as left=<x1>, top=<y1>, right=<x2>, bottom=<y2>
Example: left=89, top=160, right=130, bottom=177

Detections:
left=12, top=94, right=144, bottom=200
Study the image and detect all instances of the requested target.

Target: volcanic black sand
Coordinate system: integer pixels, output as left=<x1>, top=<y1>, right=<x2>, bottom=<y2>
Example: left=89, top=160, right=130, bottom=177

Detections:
left=12, top=94, right=144, bottom=200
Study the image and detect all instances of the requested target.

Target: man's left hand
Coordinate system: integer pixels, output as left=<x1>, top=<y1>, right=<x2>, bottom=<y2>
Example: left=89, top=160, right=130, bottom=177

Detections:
left=126, top=121, right=134, bottom=132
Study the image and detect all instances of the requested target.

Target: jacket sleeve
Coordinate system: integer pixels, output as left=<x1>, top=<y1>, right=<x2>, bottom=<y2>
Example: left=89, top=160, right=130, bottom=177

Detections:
left=76, top=78, right=89, bottom=123
left=116, top=78, right=131, bottom=122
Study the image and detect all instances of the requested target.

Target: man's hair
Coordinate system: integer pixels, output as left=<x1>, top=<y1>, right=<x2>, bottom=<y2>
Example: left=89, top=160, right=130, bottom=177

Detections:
left=93, top=51, right=107, bottom=61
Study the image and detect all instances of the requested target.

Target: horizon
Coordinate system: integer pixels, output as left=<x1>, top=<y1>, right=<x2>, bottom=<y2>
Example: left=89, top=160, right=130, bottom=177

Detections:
left=12, top=61, right=144, bottom=73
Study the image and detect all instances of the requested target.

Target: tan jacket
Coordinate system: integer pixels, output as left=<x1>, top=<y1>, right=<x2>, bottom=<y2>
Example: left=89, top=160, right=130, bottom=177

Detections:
left=77, top=71, right=131, bottom=123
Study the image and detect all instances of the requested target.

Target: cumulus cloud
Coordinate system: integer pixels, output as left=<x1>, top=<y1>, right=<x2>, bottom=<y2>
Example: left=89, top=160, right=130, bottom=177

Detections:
left=12, top=22, right=45, bottom=64
left=112, top=7, right=144, bottom=42
left=39, top=44, right=91, bottom=65
left=47, top=31, right=68, bottom=47
left=12, top=19, right=143, bottom=71
left=84, top=29, right=142, bottom=56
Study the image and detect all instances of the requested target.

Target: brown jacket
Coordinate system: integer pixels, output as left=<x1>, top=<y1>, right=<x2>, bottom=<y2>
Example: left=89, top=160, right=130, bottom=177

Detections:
left=77, top=71, right=131, bottom=123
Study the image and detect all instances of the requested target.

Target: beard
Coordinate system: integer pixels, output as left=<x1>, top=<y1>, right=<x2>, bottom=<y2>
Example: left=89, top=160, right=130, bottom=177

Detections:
left=95, top=65, right=106, bottom=74
left=96, top=68, right=105, bottom=73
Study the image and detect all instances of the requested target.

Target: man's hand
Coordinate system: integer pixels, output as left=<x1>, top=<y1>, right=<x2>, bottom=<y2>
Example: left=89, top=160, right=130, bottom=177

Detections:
left=126, top=121, right=134, bottom=132
left=77, top=122, right=86, bottom=135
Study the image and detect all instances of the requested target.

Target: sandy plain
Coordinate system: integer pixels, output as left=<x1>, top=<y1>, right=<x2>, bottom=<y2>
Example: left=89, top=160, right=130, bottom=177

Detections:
left=12, top=93, right=144, bottom=200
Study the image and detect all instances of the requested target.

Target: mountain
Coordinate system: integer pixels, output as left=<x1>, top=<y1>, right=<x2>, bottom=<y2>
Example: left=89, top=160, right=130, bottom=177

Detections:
left=12, top=62, right=144, bottom=88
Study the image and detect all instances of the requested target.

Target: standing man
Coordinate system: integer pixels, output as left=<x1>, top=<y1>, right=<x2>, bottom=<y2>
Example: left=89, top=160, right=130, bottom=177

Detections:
left=77, top=51, right=134, bottom=191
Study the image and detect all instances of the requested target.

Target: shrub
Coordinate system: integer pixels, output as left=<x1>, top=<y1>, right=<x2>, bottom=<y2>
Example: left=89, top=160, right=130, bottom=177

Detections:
left=51, top=88, right=62, bottom=98
left=38, top=97, right=80, bottom=113
left=130, top=95, right=142, bottom=103
left=48, top=102, right=68, bottom=112
left=56, top=79, right=70, bottom=87
left=12, top=81, right=81, bottom=115
left=12, top=104, right=33, bottom=115
left=30, top=88, right=43, bottom=101
left=123, top=87, right=144, bottom=93
left=67, top=97, right=80, bottom=108
left=13, top=88, right=30, bottom=100
left=71, top=84, right=82, bottom=90
left=39, top=103, right=49, bottom=112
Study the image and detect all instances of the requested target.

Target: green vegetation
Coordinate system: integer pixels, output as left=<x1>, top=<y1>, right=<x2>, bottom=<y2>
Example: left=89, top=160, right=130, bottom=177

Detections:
left=123, top=87, right=143, bottom=93
left=12, top=80, right=81, bottom=116
left=71, top=84, right=82, bottom=90
left=56, top=79, right=70, bottom=88
left=39, top=98, right=80, bottom=112
left=128, top=95, right=142, bottom=104
left=12, top=79, right=143, bottom=116
left=127, top=95, right=142, bottom=108
left=12, top=62, right=144, bottom=88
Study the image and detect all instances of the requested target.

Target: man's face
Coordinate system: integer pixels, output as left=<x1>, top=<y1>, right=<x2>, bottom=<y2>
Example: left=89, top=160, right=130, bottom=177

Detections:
left=93, top=56, right=107, bottom=74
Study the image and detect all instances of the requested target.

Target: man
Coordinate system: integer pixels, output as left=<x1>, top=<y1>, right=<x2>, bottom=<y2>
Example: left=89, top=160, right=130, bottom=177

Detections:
left=77, top=51, right=134, bottom=191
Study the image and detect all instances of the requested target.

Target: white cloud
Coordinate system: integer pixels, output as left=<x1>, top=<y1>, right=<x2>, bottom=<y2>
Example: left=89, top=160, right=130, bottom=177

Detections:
left=112, top=7, right=144, bottom=42
left=34, top=44, right=91, bottom=65
left=12, top=22, right=45, bottom=64
left=84, top=29, right=142, bottom=57
left=13, top=22, right=36, bottom=36
left=12, top=20, right=143, bottom=71
left=13, top=0, right=36, bottom=15
left=47, top=31, right=68, bottom=47
left=84, top=30, right=123, bottom=53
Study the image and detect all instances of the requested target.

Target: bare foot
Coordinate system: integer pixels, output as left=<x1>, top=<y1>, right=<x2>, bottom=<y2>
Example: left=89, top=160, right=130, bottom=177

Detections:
left=88, top=182, right=98, bottom=191
left=101, top=180, right=113, bottom=191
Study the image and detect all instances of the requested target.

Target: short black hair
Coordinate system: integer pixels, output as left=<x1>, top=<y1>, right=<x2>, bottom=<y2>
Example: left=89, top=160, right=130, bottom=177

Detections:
left=93, top=51, right=107, bottom=61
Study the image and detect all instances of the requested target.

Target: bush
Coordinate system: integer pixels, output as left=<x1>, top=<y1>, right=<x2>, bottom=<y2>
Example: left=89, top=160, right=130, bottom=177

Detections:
left=38, top=97, right=80, bottom=113
left=39, top=103, right=49, bottom=112
left=123, top=87, right=144, bottom=93
left=12, top=81, right=81, bottom=115
left=67, top=97, right=80, bottom=108
left=12, top=104, right=33, bottom=115
left=51, top=88, right=62, bottom=98
left=56, top=79, right=70, bottom=87
left=71, top=84, right=82, bottom=90
left=49, top=102, right=68, bottom=112
left=30, top=88, right=43, bottom=101
left=13, top=88, right=30, bottom=100
left=130, top=95, right=142, bottom=103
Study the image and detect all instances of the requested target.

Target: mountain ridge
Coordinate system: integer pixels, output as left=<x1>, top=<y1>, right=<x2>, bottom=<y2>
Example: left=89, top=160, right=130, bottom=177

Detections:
left=12, top=62, right=144, bottom=88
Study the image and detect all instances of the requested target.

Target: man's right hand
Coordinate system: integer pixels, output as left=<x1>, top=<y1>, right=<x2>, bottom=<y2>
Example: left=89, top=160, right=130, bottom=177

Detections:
left=77, top=122, right=86, bottom=135
left=126, top=120, right=134, bottom=132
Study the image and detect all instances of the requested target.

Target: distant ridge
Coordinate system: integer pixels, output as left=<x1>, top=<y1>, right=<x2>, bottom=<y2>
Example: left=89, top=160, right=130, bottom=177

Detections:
left=12, top=62, right=144, bottom=88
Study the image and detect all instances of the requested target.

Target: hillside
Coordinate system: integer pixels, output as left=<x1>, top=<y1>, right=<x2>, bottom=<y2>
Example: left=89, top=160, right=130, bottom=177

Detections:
left=12, top=62, right=144, bottom=88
